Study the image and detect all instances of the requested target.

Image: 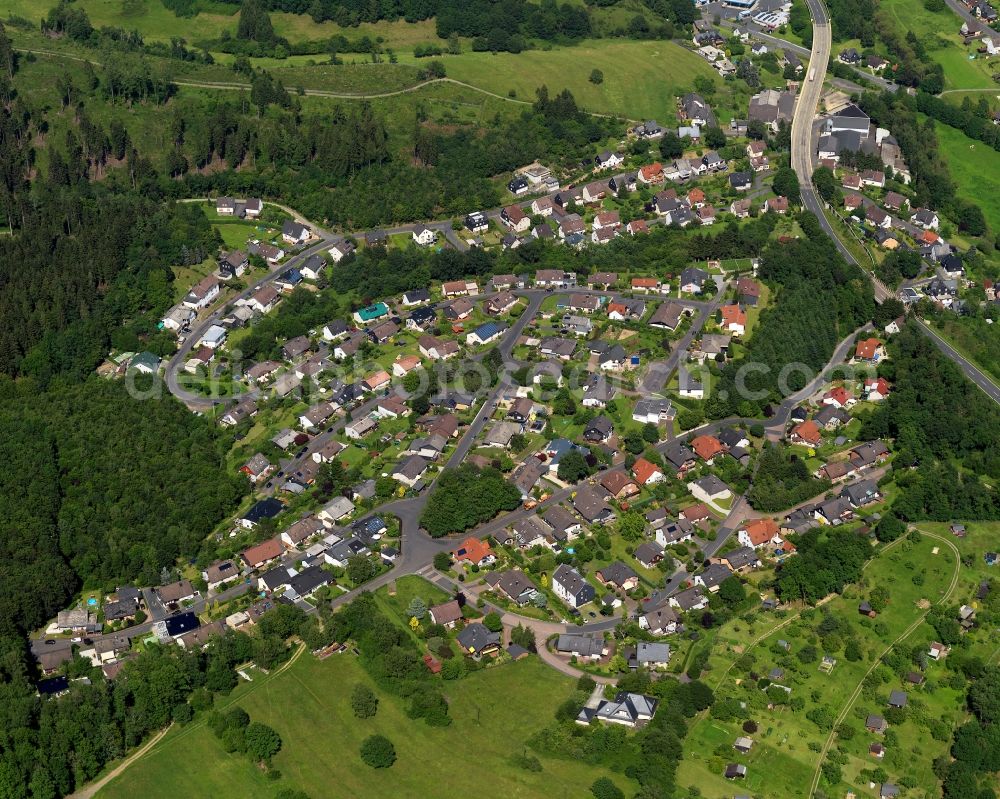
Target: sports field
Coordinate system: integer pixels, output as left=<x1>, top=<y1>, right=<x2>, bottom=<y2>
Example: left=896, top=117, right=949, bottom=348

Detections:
left=98, top=651, right=632, bottom=799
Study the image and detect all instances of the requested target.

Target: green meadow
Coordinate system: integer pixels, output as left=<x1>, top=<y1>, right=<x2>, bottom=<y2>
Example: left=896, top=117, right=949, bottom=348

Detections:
left=678, top=530, right=961, bottom=799
left=98, top=651, right=634, bottom=799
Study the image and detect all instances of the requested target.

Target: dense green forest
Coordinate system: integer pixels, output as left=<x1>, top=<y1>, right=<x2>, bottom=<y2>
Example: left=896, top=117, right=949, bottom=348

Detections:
left=860, top=323, right=1000, bottom=520
left=0, top=603, right=329, bottom=798
left=706, top=212, right=875, bottom=418
left=420, top=464, right=522, bottom=537
left=747, top=444, right=832, bottom=512
left=774, top=526, right=871, bottom=604
left=0, top=378, right=243, bottom=634
left=178, top=0, right=694, bottom=49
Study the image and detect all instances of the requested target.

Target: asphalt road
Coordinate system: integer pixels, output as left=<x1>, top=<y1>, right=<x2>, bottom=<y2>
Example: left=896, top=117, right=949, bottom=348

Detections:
left=792, top=0, right=1000, bottom=409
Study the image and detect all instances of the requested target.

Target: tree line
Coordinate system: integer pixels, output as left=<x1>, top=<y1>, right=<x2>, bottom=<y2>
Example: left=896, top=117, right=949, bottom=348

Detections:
left=860, top=322, right=1000, bottom=521
left=707, top=212, right=875, bottom=418
left=858, top=90, right=987, bottom=236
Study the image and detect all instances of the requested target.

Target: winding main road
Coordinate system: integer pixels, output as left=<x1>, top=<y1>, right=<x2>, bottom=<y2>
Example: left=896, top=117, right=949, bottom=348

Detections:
left=791, top=0, right=1000, bottom=407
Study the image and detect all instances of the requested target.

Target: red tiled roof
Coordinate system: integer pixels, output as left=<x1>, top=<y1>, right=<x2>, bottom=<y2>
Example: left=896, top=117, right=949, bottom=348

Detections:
left=720, top=304, right=747, bottom=328
left=791, top=419, right=821, bottom=446
left=243, top=537, right=283, bottom=568
left=855, top=338, right=881, bottom=360
left=824, top=386, right=852, bottom=406
left=632, top=457, right=663, bottom=485
left=743, top=518, right=779, bottom=546
left=691, top=435, right=725, bottom=461
left=451, top=536, right=494, bottom=565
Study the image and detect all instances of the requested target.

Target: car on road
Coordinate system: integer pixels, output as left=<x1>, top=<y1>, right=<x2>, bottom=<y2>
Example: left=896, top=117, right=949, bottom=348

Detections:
left=44, top=639, right=55, bottom=646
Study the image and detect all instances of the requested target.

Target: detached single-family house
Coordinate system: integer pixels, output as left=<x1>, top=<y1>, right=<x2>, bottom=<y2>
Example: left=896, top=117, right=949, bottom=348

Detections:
left=282, top=220, right=310, bottom=245
left=738, top=518, right=782, bottom=549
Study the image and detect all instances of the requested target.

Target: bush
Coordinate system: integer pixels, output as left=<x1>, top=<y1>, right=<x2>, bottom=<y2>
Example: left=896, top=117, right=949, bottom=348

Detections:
left=351, top=683, right=378, bottom=719
left=512, top=752, right=543, bottom=771
left=591, top=777, right=624, bottom=799
left=360, top=734, right=396, bottom=768
left=433, top=551, right=452, bottom=571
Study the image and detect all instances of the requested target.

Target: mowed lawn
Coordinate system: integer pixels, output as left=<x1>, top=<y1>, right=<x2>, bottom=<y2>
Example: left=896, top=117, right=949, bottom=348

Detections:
left=678, top=533, right=958, bottom=798
left=99, top=653, right=631, bottom=799
left=0, top=0, right=440, bottom=48
left=934, top=120, right=1000, bottom=233
left=400, top=39, right=720, bottom=121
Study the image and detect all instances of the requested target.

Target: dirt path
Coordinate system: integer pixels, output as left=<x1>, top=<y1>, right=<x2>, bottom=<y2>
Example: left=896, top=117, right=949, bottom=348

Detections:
left=805, top=530, right=961, bottom=798
left=14, top=48, right=632, bottom=121
left=71, top=642, right=306, bottom=799
left=66, top=726, right=173, bottom=799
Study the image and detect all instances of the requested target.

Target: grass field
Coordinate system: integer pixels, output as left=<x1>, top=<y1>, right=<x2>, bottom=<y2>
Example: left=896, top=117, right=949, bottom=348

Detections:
left=396, top=39, right=720, bottom=121
left=0, top=0, right=442, bottom=48
left=98, top=653, right=633, bottom=799
left=934, top=120, right=1000, bottom=232
left=879, top=0, right=1000, bottom=90
left=677, top=531, right=960, bottom=799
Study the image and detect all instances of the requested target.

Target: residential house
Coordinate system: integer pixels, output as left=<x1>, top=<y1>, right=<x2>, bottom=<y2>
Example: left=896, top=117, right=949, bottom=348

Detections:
left=670, top=586, right=709, bottom=612
left=680, top=267, right=709, bottom=294
left=720, top=304, right=747, bottom=336
left=451, top=537, right=496, bottom=567
left=456, top=623, right=501, bottom=656
left=639, top=605, right=678, bottom=635
left=790, top=419, right=822, bottom=447
left=553, top=564, right=596, bottom=608
left=240, top=453, right=272, bottom=483
left=630, top=642, right=672, bottom=670
left=584, top=415, right=614, bottom=443
left=345, top=415, right=377, bottom=440
left=281, top=220, right=310, bottom=245
left=720, top=546, right=760, bottom=572
left=738, top=518, right=782, bottom=549
left=632, top=399, right=674, bottom=426
left=501, top=205, right=530, bottom=232
left=582, top=373, right=614, bottom=407
left=579, top=692, right=659, bottom=728
left=573, top=484, right=616, bottom=525
left=822, top=386, right=854, bottom=409
left=392, top=455, right=428, bottom=487
left=557, top=634, right=605, bottom=659
left=691, top=434, right=725, bottom=463
left=600, top=470, right=640, bottom=501
left=649, top=301, right=685, bottom=330
left=543, top=505, right=584, bottom=540
left=688, top=475, right=732, bottom=504
left=412, top=225, right=436, bottom=246
left=632, top=457, right=664, bottom=487
left=597, top=561, right=640, bottom=592
left=429, top=600, right=463, bottom=628
left=239, top=498, right=284, bottom=529
left=441, top=279, right=479, bottom=297
left=467, top=321, right=507, bottom=347
left=729, top=172, right=752, bottom=191
left=484, top=569, right=537, bottom=605
left=854, top=337, right=885, bottom=365
left=184, top=275, right=221, bottom=310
